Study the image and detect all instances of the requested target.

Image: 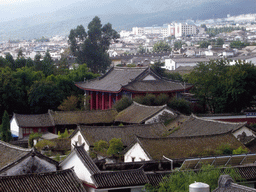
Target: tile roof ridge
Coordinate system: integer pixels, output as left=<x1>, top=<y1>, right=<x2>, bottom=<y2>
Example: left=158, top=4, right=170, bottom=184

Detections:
left=80, top=122, right=162, bottom=129
left=191, top=114, right=247, bottom=126
left=0, top=140, right=31, bottom=152
left=133, top=101, right=167, bottom=108
left=98, top=168, right=145, bottom=174
left=0, top=168, right=74, bottom=179
left=137, top=131, right=233, bottom=140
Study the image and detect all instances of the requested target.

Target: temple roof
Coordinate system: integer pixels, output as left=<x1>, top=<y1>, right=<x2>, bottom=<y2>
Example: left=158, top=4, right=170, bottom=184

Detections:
left=115, top=102, right=177, bottom=124
left=75, top=66, right=192, bottom=93
left=76, top=67, right=147, bottom=92
left=123, top=79, right=191, bottom=92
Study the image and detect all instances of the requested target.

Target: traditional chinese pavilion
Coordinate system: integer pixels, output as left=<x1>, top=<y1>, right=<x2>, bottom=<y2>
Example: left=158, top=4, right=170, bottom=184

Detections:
left=75, top=67, right=192, bottom=110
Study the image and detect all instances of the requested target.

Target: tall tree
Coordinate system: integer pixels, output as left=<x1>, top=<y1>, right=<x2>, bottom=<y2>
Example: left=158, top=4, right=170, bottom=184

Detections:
left=153, top=41, right=171, bottom=52
left=68, top=16, right=119, bottom=73
left=1, top=110, right=12, bottom=142
left=42, top=50, right=54, bottom=76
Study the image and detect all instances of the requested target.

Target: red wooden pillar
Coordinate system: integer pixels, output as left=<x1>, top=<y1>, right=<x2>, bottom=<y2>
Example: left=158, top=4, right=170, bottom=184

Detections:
left=102, top=92, right=105, bottom=110
left=90, top=91, right=93, bottom=110
left=96, top=92, right=99, bottom=110
left=109, top=93, right=112, bottom=109
left=116, top=93, right=118, bottom=102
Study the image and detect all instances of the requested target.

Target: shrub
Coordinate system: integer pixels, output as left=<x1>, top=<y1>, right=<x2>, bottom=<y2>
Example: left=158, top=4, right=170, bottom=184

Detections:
left=233, top=146, right=249, bottom=155
left=58, top=128, right=69, bottom=138
left=93, top=140, right=109, bottom=155
left=113, top=96, right=132, bottom=112
left=28, top=132, right=42, bottom=148
left=35, top=139, right=55, bottom=151
left=168, top=98, right=191, bottom=115
left=107, top=138, right=123, bottom=157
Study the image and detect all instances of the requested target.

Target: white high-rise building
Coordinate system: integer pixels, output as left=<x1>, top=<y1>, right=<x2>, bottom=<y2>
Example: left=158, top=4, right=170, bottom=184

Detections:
left=174, top=23, right=197, bottom=37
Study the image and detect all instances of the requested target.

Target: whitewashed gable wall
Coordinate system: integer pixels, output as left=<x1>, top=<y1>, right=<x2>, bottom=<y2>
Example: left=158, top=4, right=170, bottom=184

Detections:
left=10, top=117, right=21, bottom=138
left=124, top=142, right=150, bottom=162
left=233, top=126, right=255, bottom=138
left=145, top=109, right=174, bottom=124
left=71, top=131, right=89, bottom=151
left=61, top=152, right=94, bottom=184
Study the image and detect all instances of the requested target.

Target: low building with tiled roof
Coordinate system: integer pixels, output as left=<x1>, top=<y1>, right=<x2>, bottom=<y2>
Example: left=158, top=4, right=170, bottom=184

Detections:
left=124, top=133, right=248, bottom=162
left=60, top=145, right=148, bottom=191
left=75, top=66, right=192, bottom=110
left=70, top=123, right=169, bottom=152
left=115, top=101, right=178, bottom=124
left=170, top=114, right=255, bottom=144
left=0, top=140, right=59, bottom=176
left=11, top=113, right=55, bottom=138
left=0, top=169, right=86, bottom=192
left=11, top=109, right=118, bottom=139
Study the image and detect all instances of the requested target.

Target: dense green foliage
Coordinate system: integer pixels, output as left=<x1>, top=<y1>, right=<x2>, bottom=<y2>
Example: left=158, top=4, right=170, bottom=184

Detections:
left=144, top=165, right=243, bottom=192
left=168, top=98, right=191, bottom=115
left=69, top=16, right=119, bottom=73
left=35, top=139, right=56, bottom=151
left=153, top=41, right=171, bottom=52
left=1, top=111, right=12, bottom=142
left=230, top=40, right=249, bottom=49
left=28, top=132, right=42, bottom=147
left=0, top=53, right=98, bottom=120
left=91, top=138, right=123, bottom=158
left=113, top=96, right=133, bottom=112
left=187, top=59, right=256, bottom=113
left=205, top=26, right=244, bottom=37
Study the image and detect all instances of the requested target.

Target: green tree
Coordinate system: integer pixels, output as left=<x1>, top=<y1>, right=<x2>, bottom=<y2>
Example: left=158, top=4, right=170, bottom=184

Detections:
left=5, top=53, right=15, bottom=70
left=1, top=110, right=12, bottom=142
left=216, top=38, right=224, bottom=46
left=107, top=138, right=123, bottom=157
left=187, top=60, right=256, bottom=113
left=174, top=41, right=183, bottom=50
left=34, top=53, right=43, bottom=71
left=17, top=48, right=23, bottom=58
left=168, top=98, right=191, bottom=115
left=28, top=81, right=62, bottom=113
left=138, top=45, right=146, bottom=54
left=153, top=41, right=171, bottom=52
left=113, top=96, right=133, bottom=112
left=42, top=50, right=54, bottom=76
left=230, top=40, right=248, bottom=49
left=69, top=16, right=119, bottom=73
left=145, top=165, right=243, bottom=192
left=25, top=57, right=34, bottom=68
left=199, top=41, right=210, bottom=48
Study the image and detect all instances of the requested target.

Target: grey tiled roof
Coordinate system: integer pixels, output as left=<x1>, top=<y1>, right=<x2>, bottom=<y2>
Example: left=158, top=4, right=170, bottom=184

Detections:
left=76, top=67, right=147, bottom=92
left=0, top=140, right=31, bottom=170
left=170, top=115, right=247, bottom=137
left=92, top=169, right=149, bottom=188
left=115, top=102, right=177, bottom=124
left=123, top=80, right=191, bottom=92
left=0, top=169, right=86, bottom=192
left=49, top=109, right=118, bottom=125
left=14, top=113, right=54, bottom=127
left=135, top=133, right=247, bottom=160
left=78, top=123, right=168, bottom=146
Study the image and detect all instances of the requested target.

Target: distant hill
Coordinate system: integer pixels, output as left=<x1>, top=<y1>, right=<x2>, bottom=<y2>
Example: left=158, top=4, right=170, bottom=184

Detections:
left=0, top=0, right=255, bottom=41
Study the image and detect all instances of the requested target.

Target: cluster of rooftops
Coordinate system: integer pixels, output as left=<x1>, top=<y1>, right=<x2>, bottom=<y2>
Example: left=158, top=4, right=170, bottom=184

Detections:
left=4, top=66, right=256, bottom=191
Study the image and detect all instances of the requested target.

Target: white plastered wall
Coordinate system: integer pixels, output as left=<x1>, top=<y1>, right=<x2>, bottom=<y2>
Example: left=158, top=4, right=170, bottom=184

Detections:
left=145, top=109, right=174, bottom=124
left=61, top=152, right=94, bottom=184
left=71, top=131, right=89, bottom=151
left=10, top=117, right=21, bottom=138
left=124, top=142, right=151, bottom=162
left=233, top=126, right=255, bottom=138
